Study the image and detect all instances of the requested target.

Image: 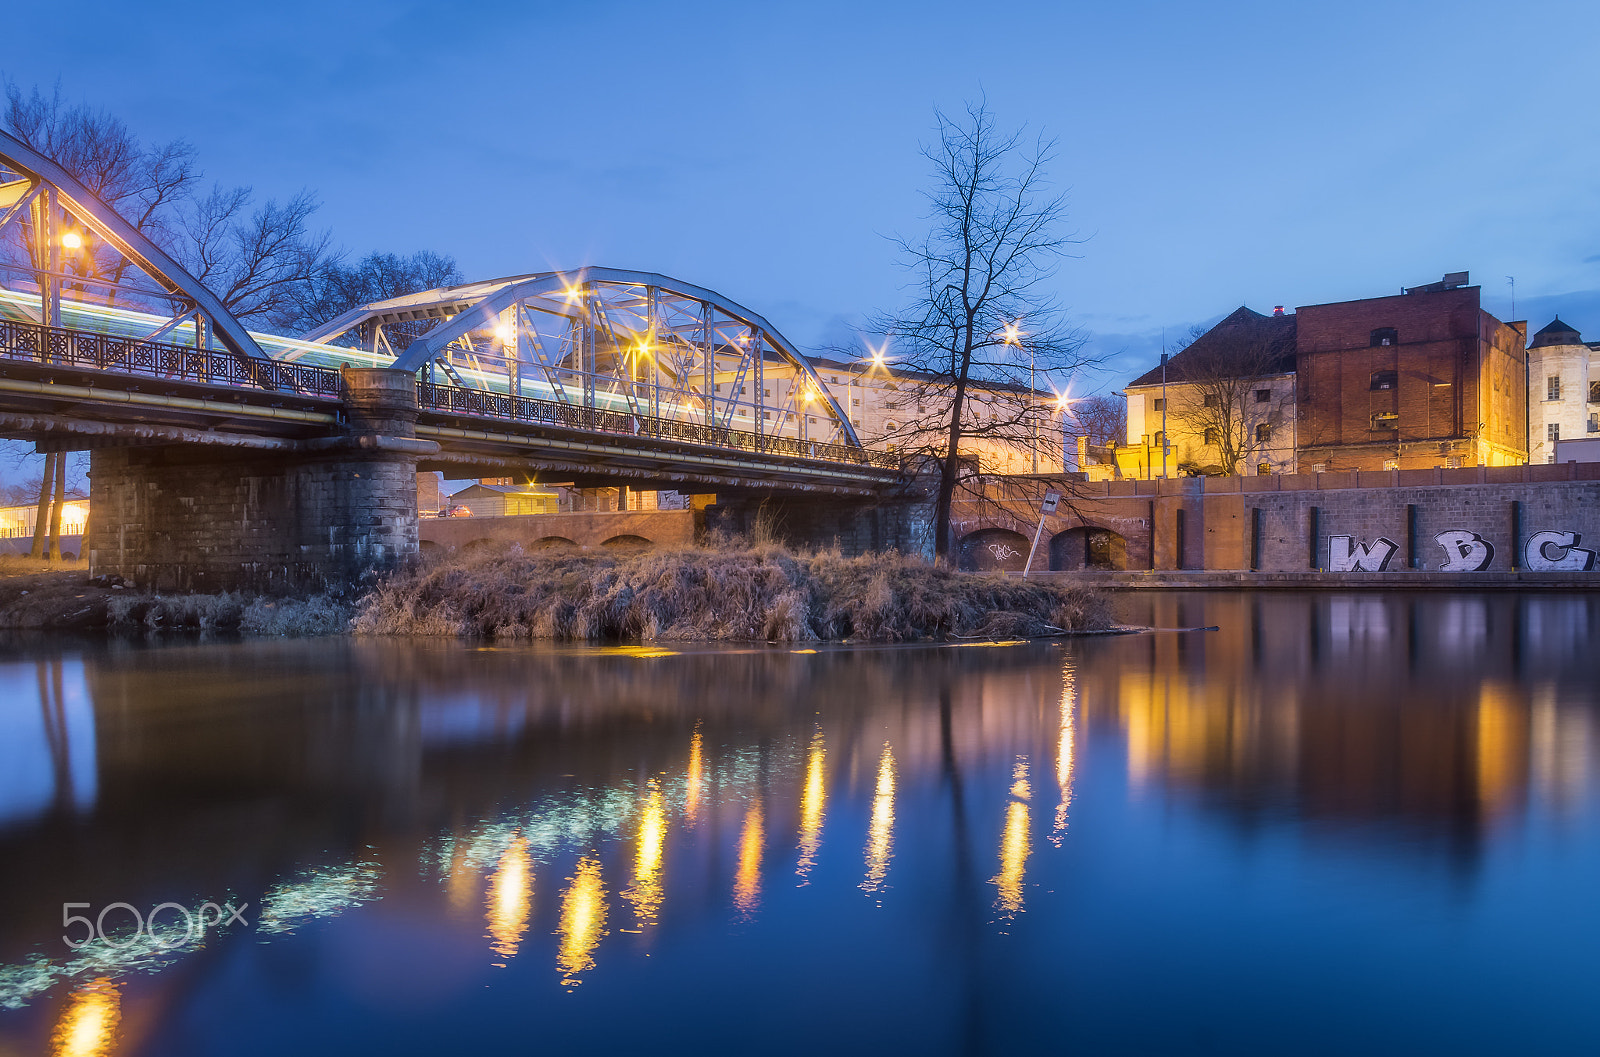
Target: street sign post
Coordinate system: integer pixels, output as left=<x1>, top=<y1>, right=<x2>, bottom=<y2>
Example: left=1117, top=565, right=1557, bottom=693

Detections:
left=1022, top=490, right=1060, bottom=577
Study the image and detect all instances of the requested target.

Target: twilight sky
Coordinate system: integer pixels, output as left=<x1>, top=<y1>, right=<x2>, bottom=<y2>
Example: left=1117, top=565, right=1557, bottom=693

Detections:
left=4, top=0, right=1599, bottom=395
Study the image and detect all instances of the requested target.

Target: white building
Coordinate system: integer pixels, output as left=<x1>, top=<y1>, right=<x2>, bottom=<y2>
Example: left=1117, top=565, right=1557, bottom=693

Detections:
left=1526, top=317, right=1599, bottom=463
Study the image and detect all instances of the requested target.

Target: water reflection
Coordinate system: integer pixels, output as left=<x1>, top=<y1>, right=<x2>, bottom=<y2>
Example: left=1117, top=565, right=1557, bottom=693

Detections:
left=485, top=836, right=532, bottom=964
left=50, top=977, right=118, bottom=1057
left=556, top=855, right=607, bottom=988
left=623, top=780, right=666, bottom=929
left=992, top=758, right=1031, bottom=918
left=0, top=592, right=1597, bottom=1054
left=796, top=731, right=827, bottom=883
left=861, top=742, right=897, bottom=895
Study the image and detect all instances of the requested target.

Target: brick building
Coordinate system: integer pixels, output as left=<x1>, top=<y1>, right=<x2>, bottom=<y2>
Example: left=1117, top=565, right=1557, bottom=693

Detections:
left=1296, top=274, right=1526, bottom=471
left=1118, top=273, right=1529, bottom=477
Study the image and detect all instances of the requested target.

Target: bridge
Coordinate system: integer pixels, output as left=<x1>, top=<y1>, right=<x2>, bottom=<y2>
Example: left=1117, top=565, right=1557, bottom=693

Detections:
left=0, top=129, right=925, bottom=590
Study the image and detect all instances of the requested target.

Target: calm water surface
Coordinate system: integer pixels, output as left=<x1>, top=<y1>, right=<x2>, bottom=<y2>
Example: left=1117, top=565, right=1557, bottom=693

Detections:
left=2, top=591, right=1599, bottom=1056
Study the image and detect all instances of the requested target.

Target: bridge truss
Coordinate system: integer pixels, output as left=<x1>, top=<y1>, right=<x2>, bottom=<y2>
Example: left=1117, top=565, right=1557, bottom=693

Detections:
left=300, top=268, right=867, bottom=453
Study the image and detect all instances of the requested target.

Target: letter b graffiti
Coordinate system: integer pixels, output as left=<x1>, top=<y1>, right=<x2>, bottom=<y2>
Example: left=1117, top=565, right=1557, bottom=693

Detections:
left=1434, top=530, right=1494, bottom=572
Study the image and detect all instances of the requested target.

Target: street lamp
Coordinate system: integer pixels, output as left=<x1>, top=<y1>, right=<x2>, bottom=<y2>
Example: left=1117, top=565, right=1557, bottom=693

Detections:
left=1000, top=320, right=1038, bottom=474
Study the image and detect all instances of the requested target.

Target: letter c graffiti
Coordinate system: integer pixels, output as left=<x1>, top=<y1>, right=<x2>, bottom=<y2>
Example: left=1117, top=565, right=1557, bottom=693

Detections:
left=1434, top=530, right=1494, bottom=572
left=1524, top=531, right=1597, bottom=572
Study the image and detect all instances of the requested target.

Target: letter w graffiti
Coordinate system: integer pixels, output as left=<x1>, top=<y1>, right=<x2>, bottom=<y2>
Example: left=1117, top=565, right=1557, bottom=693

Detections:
left=1327, top=535, right=1398, bottom=572
left=1434, top=530, right=1494, bottom=571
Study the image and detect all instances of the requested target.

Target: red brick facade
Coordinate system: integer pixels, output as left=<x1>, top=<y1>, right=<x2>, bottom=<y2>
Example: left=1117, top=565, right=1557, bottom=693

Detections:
left=1295, top=286, right=1526, bottom=471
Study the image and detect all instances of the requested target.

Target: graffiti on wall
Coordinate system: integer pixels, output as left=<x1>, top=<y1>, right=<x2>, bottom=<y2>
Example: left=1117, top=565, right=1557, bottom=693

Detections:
left=1326, top=529, right=1596, bottom=573
left=1327, top=535, right=1398, bottom=572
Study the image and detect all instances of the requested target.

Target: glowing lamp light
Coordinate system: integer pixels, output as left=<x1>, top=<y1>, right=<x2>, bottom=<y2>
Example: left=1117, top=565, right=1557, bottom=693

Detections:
left=60, top=231, right=83, bottom=250
left=494, top=323, right=516, bottom=345
left=1002, top=320, right=1023, bottom=345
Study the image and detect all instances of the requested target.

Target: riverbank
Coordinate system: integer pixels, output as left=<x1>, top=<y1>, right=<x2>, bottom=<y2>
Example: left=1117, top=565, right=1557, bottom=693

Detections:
left=0, top=545, right=1113, bottom=641
left=353, top=544, right=1111, bottom=642
left=1032, top=569, right=1600, bottom=590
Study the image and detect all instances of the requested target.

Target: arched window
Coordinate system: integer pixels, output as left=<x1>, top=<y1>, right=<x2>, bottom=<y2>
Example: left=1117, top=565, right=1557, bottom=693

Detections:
left=1370, top=370, right=1397, bottom=391
left=1371, top=327, right=1398, bottom=347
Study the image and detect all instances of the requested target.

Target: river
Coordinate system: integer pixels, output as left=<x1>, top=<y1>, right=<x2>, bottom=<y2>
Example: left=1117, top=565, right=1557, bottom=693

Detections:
left=1, top=591, right=1598, bottom=1055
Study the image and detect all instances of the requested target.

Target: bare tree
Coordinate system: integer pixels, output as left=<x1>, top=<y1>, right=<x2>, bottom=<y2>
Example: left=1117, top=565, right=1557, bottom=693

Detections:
left=281, top=250, right=462, bottom=341
left=1162, top=310, right=1294, bottom=476
left=2, top=78, right=336, bottom=330
left=1068, top=394, right=1127, bottom=449
left=27, top=452, right=53, bottom=559
left=875, top=101, right=1089, bottom=562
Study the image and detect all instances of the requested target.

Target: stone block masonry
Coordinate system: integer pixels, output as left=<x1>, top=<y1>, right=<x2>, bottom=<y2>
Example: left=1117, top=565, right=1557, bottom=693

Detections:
left=87, top=368, right=425, bottom=593
left=89, top=445, right=420, bottom=593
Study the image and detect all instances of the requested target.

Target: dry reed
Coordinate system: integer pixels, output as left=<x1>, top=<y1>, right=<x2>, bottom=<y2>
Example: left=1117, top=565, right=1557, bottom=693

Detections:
left=352, top=542, right=1111, bottom=643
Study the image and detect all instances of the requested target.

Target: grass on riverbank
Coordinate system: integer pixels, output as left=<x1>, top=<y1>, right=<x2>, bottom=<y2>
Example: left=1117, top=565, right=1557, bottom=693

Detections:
left=352, top=543, right=1112, bottom=643
left=104, top=592, right=354, bottom=635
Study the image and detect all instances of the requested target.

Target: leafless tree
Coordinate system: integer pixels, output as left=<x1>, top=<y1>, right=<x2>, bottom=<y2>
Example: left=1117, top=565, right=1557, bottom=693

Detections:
left=874, top=101, right=1090, bottom=562
left=1163, top=313, right=1294, bottom=476
left=281, top=250, right=462, bottom=342
left=1067, top=393, right=1126, bottom=449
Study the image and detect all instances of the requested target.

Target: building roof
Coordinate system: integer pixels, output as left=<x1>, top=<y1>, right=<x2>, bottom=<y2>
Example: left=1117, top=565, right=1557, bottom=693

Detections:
left=1126, top=307, right=1297, bottom=389
left=1530, top=316, right=1583, bottom=349
left=448, top=483, right=556, bottom=499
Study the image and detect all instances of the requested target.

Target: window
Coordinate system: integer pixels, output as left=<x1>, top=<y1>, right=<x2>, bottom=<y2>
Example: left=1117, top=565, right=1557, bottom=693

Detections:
left=1203, top=428, right=1219, bottom=444
left=852, top=418, right=861, bottom=426
left=1548, top=375, right=1562, bottom=401
left=1312, top=462, right=1327, bottom=473
left=852, top=398, right=860, bottom=406
left=1589, top=413, right=1599, bottom=434
left=886, top=420, right=898, bottom=431
left=1590, top=381, right=1600, bottom=404
left=763, top=411, right=771, bottom=420
left=1383, top=458, right=1400, bottom=471
left=1256, top=423, right=1272, bottom=442
left=1153, top=431, right=1165, bottom=446
left=1371, top=411, right=1399, bottom=430
left=1152, top=398, right=1166, bottom=411
left=829, top=376, right=839, bottom=384
left=1370, top=370, right=1397, bottom=391
left=1254, top=389, right=1271, bottom=403
left=1203, top=394, right=1220, bottom=408
left=1446, top=456, right=1462, bottom=468
left=1548, top=422, right=1560, bottom=442
left=1370, top=327, right=1398, bottom=347
left=763, top=388, right=771, bottom=398
left=1257, top=463, right=1272, bottom=476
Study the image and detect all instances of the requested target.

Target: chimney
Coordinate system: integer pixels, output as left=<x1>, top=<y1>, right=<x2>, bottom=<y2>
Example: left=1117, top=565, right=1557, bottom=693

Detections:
left=1273, top=306, right=1284, bottom=316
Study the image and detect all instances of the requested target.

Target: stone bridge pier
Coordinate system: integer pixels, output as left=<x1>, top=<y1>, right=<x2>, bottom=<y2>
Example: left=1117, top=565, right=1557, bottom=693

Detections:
left=87, top=368, right=428, bottom=593
left=704, top=477, right=938, bottom=560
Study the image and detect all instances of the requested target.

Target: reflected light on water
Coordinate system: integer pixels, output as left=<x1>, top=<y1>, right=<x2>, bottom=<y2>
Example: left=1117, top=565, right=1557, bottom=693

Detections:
left=861, top=742, right=896, bottom=894
left=1476, top=682, right=1525, bottom=817
left=556, top=855, right=608, bottom=987
left=1053, top=664, right=1077, bottom=844
left=734, top=799, right=765, bottom=915
left=50, top=977, right=120, bottom=1057
left=486, top=835, right=532, bottom=964
left=993, top=758, right=1032, bottom=917
left=685, top=724, right=705, bottom=824
left=796, top=730, right=827, bottom=883
left=624, top=780, right=667, bottom=927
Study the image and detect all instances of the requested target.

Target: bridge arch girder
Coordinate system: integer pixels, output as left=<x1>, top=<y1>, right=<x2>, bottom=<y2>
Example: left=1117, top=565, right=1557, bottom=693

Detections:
left=303, top=266, right=864, bottom=450
left=0, top=129, right=265, bottom=361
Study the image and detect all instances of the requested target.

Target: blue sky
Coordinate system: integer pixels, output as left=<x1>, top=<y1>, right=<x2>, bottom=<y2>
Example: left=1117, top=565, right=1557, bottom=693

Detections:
left=4, top=0, right=1599, bottom=396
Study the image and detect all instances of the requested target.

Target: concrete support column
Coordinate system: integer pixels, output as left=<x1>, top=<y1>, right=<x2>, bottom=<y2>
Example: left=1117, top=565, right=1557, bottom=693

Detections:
left=85, top=368, right=432, bottom=593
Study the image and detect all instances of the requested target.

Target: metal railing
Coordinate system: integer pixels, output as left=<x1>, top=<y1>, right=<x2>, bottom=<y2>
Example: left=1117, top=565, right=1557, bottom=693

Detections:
left=0, top=318, right=343, bottom=398
left=416, top=380, right=901, bottom=469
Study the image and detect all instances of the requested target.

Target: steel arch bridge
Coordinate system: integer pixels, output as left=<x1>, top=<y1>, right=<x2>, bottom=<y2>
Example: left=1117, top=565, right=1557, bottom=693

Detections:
left=0, top=128, right=894, bottom=486
left=296, top=267, right=866, bottom=456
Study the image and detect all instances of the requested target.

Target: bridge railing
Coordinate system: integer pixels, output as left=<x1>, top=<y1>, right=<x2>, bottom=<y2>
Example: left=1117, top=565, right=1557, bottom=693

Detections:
left=416, top=380, right=901, bottom=469
left=0, top=318, right=343, bottom=398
